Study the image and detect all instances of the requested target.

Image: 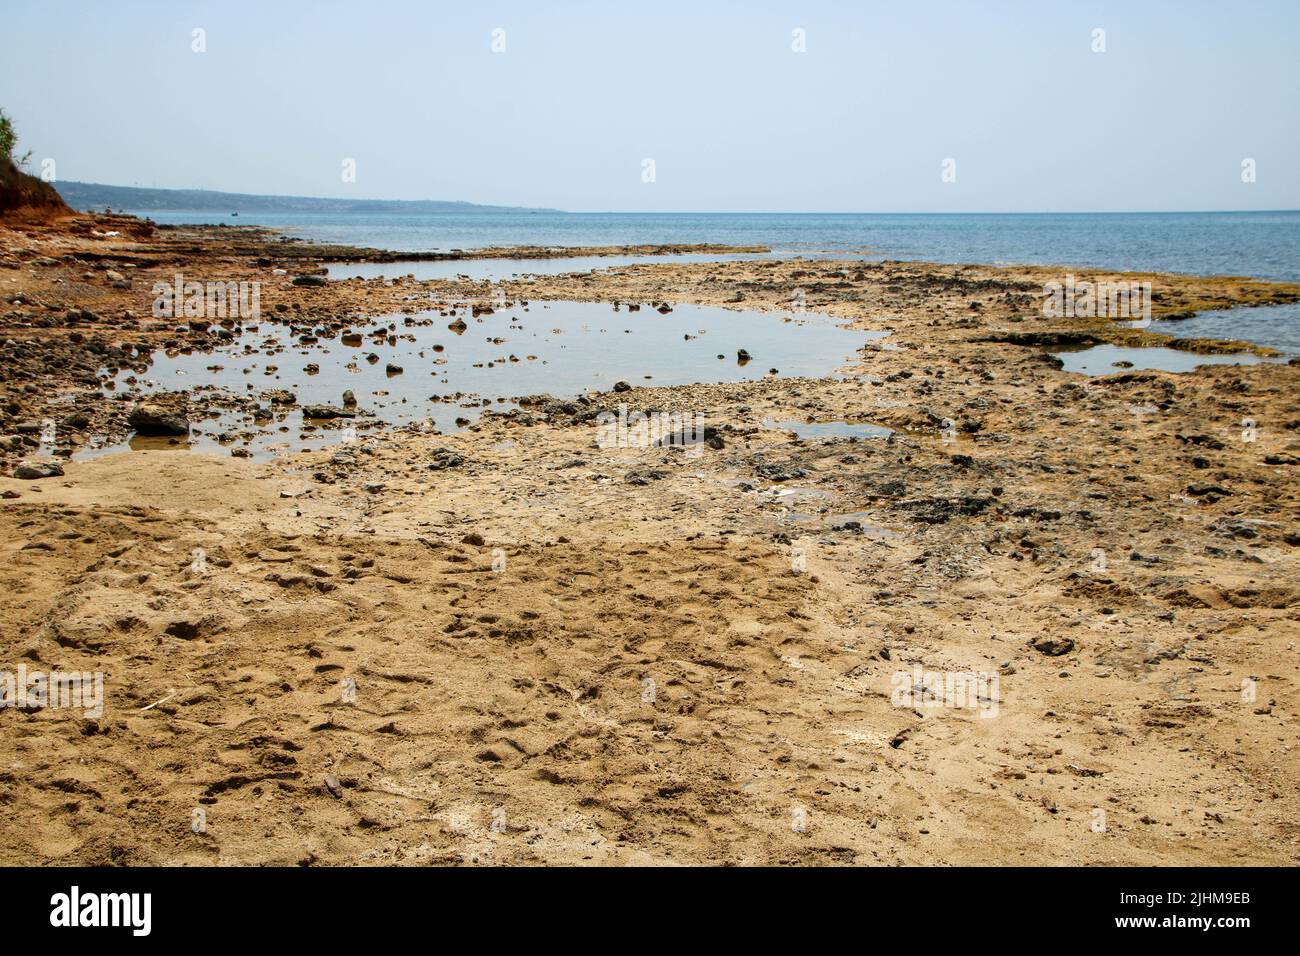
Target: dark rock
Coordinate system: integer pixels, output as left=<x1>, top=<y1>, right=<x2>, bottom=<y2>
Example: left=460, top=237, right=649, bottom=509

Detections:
left=302, top=405, right=356, bottom=419
left=625, top=468, right=668, bottom=485
left=1031, top=636, right=1075, bottom=657
left=13, top=459, right=64, bottom=479
left=426, top=448, right=465, bottom=470
left=128, top=402, right=190, bottom=436
left=895, top=495, right=994, bottom=524
left=164, top=619, right=203, bottom=640
left=755, top=461, right=806, bottom=482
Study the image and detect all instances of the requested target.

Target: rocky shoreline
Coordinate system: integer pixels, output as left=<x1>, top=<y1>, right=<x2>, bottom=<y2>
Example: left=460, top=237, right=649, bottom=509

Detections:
left=1, top=213, right=1298, bottom=865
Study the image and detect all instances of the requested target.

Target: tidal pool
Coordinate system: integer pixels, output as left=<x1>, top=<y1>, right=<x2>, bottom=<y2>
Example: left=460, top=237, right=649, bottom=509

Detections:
left=1051, top=344, right=1278, bottom=376
left=87, top=301, right=880, bottom=459
left=1140, top=302, right=1300, bottom=356
left=763, top=419, right=893, bottom=440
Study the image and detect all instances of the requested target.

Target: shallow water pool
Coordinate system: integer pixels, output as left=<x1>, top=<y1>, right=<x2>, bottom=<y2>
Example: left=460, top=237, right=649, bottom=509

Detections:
left=1051, top=344, right=1279, bottom=376
left=1142, top=302, right=1300, bottom=356
left=87, top=301, right=880, bottom=459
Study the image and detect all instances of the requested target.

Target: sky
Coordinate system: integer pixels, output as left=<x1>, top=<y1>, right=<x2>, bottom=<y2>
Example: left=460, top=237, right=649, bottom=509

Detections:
left=2, top=0, right=1297, bottom=212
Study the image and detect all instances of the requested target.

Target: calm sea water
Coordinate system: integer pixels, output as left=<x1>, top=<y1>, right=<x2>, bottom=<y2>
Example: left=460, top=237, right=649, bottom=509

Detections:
left=131, top=209, right=1300, bottom=355
left=135, top=210, right=1300, bottom=282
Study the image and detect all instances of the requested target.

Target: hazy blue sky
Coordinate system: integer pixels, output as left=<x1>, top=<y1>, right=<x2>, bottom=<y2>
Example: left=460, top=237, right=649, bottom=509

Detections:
left=3, top=0, right=1297, bottom=211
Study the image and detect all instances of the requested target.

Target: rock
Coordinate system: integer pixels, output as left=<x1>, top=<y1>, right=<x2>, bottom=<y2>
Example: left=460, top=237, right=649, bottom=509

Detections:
left=426, top=448, right=464, bottom=470
left=895, top=495, right=994, bottom=524
left=302, top=404, right=356, bottom=419
left=755, top=461, right=807, bottom=482
left=612, top=381, right=632, bottom=393
left=13, top=460, right=64, bottom=480
left=164, top=619, right=203, bottom=640
left=1210, top=517, right=1277, bottom=540
left=128, top=402, right=190, bottom=436
left=542, top=400, right=579, bottom=418
left=625, top=468, right=668, bottom=485
left=1031, top=636, right=1075, bottom=657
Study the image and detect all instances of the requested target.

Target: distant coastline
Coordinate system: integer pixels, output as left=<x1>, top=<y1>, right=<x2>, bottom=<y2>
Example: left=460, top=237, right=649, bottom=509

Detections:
left=54, top=181, right=559, bottom=215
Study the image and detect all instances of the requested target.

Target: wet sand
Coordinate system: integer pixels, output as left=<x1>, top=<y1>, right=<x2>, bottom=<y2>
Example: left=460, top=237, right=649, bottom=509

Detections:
left=2, top=215, right=1298, bottom=865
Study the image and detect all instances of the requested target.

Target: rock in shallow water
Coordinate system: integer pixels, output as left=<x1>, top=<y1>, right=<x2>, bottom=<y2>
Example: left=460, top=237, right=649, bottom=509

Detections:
left=301, top=404, right=357, bottom=419
left=128, top=402, right=190, bottom=436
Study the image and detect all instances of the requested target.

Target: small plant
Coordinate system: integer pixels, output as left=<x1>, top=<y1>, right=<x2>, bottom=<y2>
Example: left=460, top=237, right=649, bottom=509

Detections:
left=0, top=109, right=33, bottom=167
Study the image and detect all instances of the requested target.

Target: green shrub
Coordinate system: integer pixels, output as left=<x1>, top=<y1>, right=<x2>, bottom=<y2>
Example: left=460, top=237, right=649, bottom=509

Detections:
left=0, top=109, right=32, bottom=167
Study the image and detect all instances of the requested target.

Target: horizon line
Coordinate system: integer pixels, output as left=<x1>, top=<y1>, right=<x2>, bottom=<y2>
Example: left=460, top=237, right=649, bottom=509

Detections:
left=55, top=182, right=1300, bottom=218
left=57, top=182, right=1300, bottom=218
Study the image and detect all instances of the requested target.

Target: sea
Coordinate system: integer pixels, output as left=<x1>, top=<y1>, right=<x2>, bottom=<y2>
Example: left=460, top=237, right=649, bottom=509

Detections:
left=128, top=209, right=1300, bottom=354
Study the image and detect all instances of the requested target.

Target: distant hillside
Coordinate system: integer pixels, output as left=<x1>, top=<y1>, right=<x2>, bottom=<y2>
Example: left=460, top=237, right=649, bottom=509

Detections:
left=57, top=181, right=559, bottom=215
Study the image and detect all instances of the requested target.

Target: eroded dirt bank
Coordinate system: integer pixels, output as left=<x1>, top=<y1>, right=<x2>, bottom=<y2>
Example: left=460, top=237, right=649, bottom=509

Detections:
left=1, top=215, right=1297, bottom=865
